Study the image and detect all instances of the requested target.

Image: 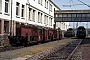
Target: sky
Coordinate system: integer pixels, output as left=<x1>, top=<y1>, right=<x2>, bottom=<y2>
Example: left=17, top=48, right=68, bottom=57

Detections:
left=52, top=0, right=90, bottom=10
left=52, top=0, right=90, bottom=28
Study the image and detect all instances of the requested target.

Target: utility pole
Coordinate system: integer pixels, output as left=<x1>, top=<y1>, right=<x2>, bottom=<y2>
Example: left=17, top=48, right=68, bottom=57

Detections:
left=10, top=0, right=13, bottom=36
left=76, top=22, right=78, bottom=28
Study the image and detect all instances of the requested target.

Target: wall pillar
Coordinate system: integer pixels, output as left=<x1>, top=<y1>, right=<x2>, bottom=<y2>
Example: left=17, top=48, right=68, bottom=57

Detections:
left=13, top=21, right=16, bottom=36
left=1, top=19, right=4, bottom=34
left=9, top=20, right=13, bottom=36
left=0, top=20, right=1, bottom=34
left=9, top=20, right=11, bottom=35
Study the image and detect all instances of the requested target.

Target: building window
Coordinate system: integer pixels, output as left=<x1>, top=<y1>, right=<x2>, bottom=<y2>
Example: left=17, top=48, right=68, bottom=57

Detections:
left=55, top=14, right=58, bottom=17
left=47, top=16, right=48, bottom=25
left=72, top=14, right=76, bottom=17
left=0, top=0, right=2, bottom=12
left=44, top=15, right=46, bottom=24
left=38, top=12, right=40, bottom=23
left=82, top=14, right=86, bottom=17
left=38, top=0, right=40, bottom=4
left=5, top=0, right=9, bottom=13
left=59, top=14, right=63, bottom=17
left=77, top=14, right=81, bottom=17
left=41, top=13, right=42, bottom=23
left=49, top=4, right=52, bottom=11
left=85, top=14, right=90, bottom=17
left=33, top=10, right=35, bottom=22
left=41, top=0, right=42, bottom=5
left=49, top=17, right=52, bottom=26
left=56, top=22, right=59, bottom=27
left=63, top=14, right=67, bottom=17
left=68, top=14, right=71, bottom=17
left=29, top=8, right=31, bottom=20
left=21, top=5, right=24, bottom=17
left=49, top=17, right=50, bottom=25
left=51, top=18, right=52, bottom=26
left=38, top=0, right=42, bottom=5
left=45, top=0, right=46, bottom=8
left=47, top=1, right=48, bottom=9
left=16, top=2, right=20, bottom=16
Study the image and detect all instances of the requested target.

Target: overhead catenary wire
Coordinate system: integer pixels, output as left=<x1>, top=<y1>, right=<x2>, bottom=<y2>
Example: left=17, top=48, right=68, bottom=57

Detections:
left=63, top=0, right=90, bottom=8
left=63, top=4, right=84, bottom=7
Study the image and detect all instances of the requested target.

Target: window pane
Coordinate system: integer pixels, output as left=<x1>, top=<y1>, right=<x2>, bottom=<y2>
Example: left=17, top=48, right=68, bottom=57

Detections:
left=68, top=14, right=71, bottom=17
left=16, top=7, right=18, bottom=15
left=72, top=14, right=76, bottom=17
left=44, top=15, right=46, bottom=24
left=33, top=10, right=35, bottom=21
left=82, top=14, right=85, bottom=17
left=16, top=2, right=19, bottom=16
left=5, top=0, right=9, bottom=2
left=21, top=9, right=24, bottom=17
left=41, top=13, right=42, bottom=23
left=86, top=14, right=90, bottom=17
left=77, top=14, right=81, bottom=17
left=59, top=14, right=62, bottom=17
left=63, top=14, right=67, bottom=17
left=29, top=8, right=31, bottom=19
left=55, top=14, right=58, bottom=17
left=5, top=2, right=8, bottom=13
left=16, top=2, right=19, bottom=6
left=38, top=12, right=40, bottom=22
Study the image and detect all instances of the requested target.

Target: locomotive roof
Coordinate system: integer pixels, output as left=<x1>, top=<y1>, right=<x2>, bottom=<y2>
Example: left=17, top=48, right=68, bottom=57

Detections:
left=77, top=26, right=85, bottom=29
left=67, top=28, right=73, bottom=31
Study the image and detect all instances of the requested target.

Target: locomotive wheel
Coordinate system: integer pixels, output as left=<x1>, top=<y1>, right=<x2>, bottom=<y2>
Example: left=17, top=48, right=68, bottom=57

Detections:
left=22, top=41, right=28, bottom=47
left=22, top=36, right=28, bottom=46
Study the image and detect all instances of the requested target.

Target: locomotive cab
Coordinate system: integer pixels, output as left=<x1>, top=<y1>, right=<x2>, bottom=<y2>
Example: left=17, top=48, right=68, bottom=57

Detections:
left=76, top=26, right=86, bottom=38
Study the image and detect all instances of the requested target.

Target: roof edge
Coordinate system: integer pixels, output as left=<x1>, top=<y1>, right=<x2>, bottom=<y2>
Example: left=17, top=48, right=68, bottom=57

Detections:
left=49, top=0, right=61, bottom=10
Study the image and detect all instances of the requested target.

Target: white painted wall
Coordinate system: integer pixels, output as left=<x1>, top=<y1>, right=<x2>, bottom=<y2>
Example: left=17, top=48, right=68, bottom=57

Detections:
left=27, top=0, right=56, bottom=28
left=0, top=0, right=2, bottom=12
left=0, top=0, right=69, bottom=30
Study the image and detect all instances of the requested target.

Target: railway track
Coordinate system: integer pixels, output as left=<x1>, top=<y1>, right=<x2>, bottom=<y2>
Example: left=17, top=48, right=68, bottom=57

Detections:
left=44, top=40, right=82, bottom=60
left=70, top=38, right=90, bottom=60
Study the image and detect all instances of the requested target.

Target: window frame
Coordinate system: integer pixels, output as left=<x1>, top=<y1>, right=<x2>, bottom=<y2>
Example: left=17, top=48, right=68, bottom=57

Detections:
left=5, top=0, right=9, bottom=13
left=21, top=4, right=24, bottom=17
left=32, top=10, right=35, bottom=22
left=16, top=2, right=20, bottom=16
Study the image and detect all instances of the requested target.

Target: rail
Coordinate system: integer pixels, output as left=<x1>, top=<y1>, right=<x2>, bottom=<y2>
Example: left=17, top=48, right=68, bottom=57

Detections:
left=45, top=40, right=82, bottom=60
left=66, top=39, right=82, bottom=60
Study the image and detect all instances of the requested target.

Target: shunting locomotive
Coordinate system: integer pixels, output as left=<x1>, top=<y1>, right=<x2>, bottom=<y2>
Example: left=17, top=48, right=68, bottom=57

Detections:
left=76, top=26, right=86, bottom=38
left=8, top=24, right=62, bottom=46
left=64, top=28, right=75, bottom=37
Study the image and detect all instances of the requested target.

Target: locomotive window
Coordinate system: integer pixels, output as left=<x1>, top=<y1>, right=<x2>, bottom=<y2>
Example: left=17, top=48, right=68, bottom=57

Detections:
left=40, top=29, right=42, bottom=35
left=34, top=29, right=37, bottom=33
left=46, top=30, right=48, bottom=35
left=78, top=28, right=85, bottom=31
